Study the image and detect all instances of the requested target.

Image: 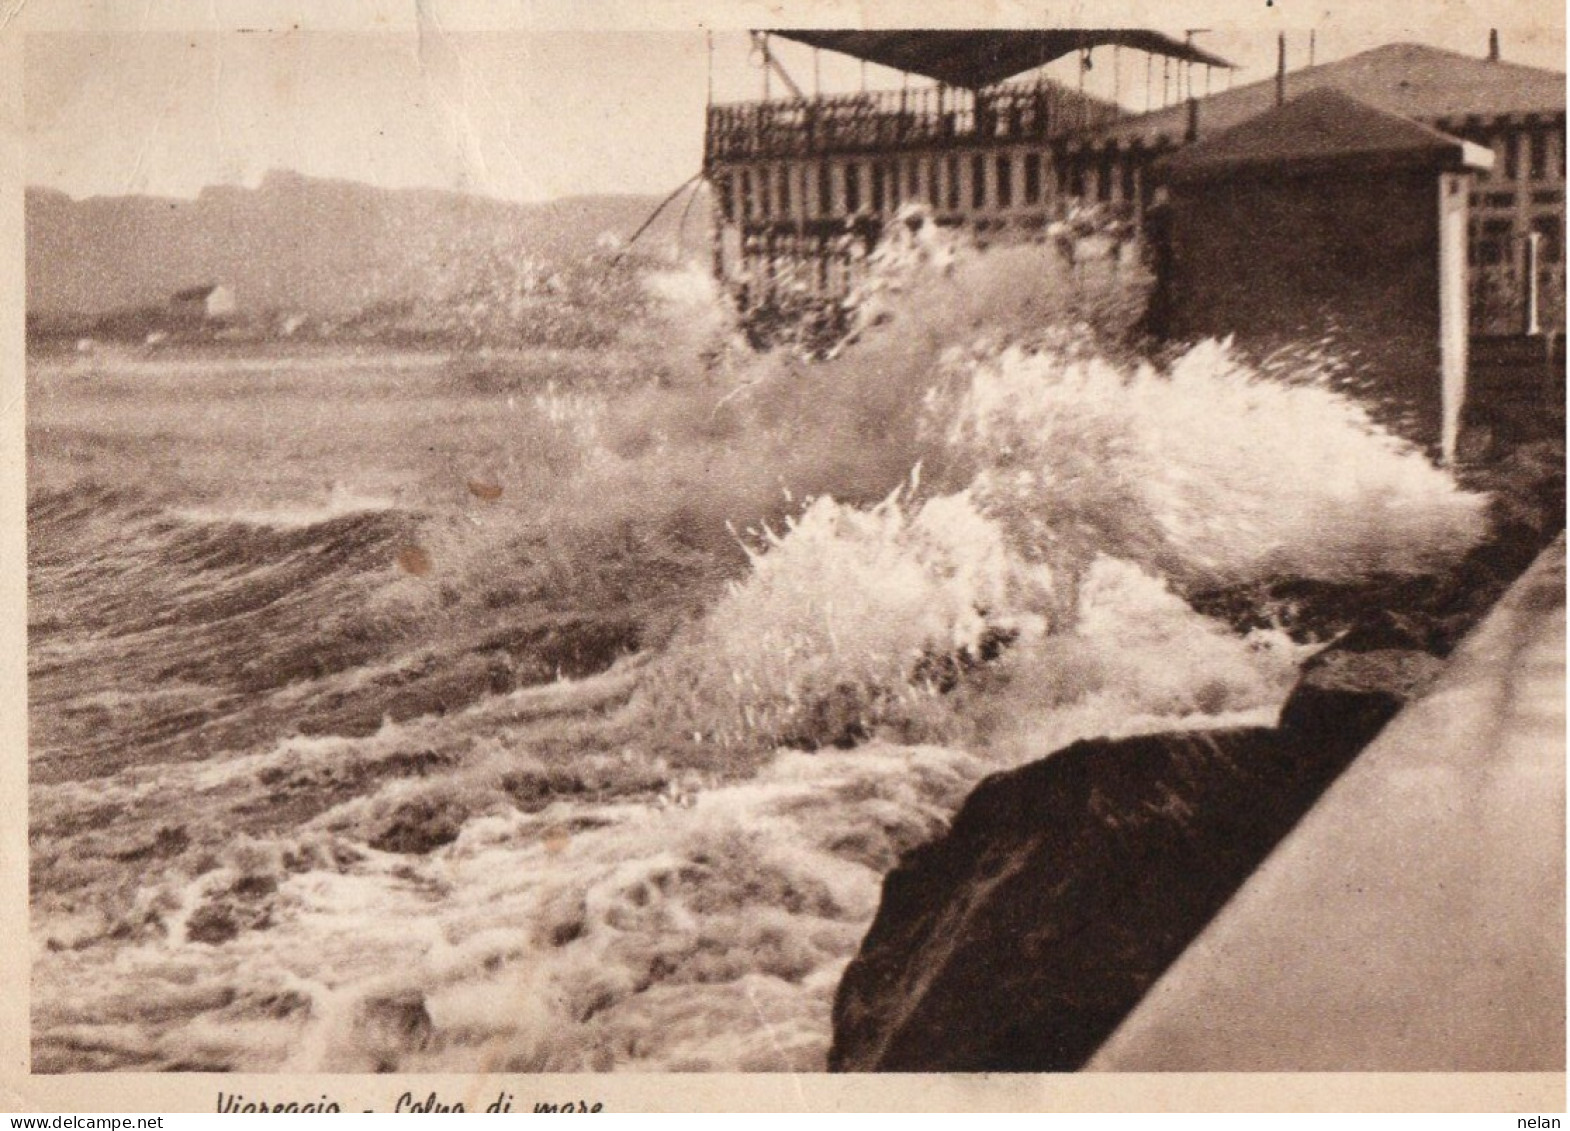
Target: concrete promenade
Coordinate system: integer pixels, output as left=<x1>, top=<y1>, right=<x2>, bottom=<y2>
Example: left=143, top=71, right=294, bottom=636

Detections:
left=1091, top=536, right=1566, bottom=1071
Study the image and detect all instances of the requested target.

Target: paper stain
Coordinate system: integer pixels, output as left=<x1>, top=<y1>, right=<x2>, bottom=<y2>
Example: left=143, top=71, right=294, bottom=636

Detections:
left=467, top=480, right=504, bottom=502
left=542, top=827, right=571, bottom=855
left=396, top=545, right=433, bottom=575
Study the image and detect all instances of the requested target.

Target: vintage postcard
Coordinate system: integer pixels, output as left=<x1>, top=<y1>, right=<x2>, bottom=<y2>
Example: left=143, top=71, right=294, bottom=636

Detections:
left=2, top=0, right=1564, bottom=1114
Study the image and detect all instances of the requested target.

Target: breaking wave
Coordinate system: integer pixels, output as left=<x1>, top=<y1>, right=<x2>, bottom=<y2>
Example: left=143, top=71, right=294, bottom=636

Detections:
left=30, top=219, right=1490, bottom=1072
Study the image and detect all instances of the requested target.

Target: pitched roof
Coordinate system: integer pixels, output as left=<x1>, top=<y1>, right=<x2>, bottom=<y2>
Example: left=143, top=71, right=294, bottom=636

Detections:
left=1162, top=88, right=1493, bottom=181
left=769, top=30, right=1232, bottom=90
left=1089, top=41, right=1565, bottom=150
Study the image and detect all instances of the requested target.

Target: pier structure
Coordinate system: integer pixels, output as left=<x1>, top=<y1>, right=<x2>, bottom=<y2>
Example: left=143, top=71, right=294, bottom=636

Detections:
left=701, top=30, right=1233, bottom=313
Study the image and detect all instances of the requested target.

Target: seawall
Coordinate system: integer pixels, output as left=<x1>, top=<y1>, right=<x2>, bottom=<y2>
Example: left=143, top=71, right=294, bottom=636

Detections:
left=1089, top=534, right=1565, bottom=1071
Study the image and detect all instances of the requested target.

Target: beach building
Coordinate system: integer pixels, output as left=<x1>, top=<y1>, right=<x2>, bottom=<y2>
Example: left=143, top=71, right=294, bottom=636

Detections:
left=702, top=31, right=1233, bottom=312
left=1066, top=37, right=1567, bottom=334
left=170, top=283, right=237, bottom=324
left=1156, top=88, right=1493, bottom=459
left=704, top=33, right=1566, bottom=335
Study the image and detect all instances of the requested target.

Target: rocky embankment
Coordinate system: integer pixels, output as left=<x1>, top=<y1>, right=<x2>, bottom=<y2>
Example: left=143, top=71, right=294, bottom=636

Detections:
left=828, top=442, right=1564, bottom=1073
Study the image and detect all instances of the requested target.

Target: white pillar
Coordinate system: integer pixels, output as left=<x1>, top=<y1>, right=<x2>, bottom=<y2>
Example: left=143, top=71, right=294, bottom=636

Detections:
left=1438, top=172, right=1470, bottom=464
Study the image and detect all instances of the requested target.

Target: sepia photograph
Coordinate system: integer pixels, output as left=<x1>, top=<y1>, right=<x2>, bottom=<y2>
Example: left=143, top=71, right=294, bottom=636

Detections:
left=6, top=0, right=1566, bottom=1111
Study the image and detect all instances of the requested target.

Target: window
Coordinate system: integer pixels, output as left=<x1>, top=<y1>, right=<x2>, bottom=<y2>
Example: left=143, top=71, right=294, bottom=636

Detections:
left=972, top=153, right=987, bottom=209
left=777, top=165, right=791, bottom=214
left=907, top=160, right=920, bottom=199
left=888, top=162, right=901, bottom=211
left=759, top=167, right=772, bottom=217
left=996, top=155, right=1013, bottom=208
left=1506, top=132, right=1521, bottom=180
left=1532, top=214, right=1561, bottom=264
left=1023, top=153, right=1042, bottom=205
left=871, top=163, right=885, bottom=213
left=1531, top=130, right=1549, bottom=181
left=947, top=155, right=961, bottom=211
left=1121, top=158, right=1138, bottom=206
left=845, top=163, right=861, bottom=213
left=818, top=163, right=832, bottom=216
left=928, top=159, right=941, bottom=209
left=717, top=174, right=735, bottom=223
left=1476, top=217, right=1514, bottom=266
left=740, top=170, right=754, bottom=219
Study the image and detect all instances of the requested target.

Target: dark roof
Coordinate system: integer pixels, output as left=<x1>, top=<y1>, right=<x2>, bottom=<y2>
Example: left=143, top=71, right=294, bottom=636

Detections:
left=171, top=284, right=219, bottom=301
left=1162, top=88, right=1494, bottom=181
left=768, top=30, right=1233, bottom=90
left=1089, top=42, right=1566, bottom=150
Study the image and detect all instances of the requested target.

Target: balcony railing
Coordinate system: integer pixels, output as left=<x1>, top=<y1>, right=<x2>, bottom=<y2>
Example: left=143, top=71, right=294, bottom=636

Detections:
left=705, top=78, right=1124, bottom=165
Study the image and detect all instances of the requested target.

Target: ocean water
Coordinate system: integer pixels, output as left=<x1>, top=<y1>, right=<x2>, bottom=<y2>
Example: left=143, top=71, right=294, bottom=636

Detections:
left=28, top=245, right=1491, bottom=1073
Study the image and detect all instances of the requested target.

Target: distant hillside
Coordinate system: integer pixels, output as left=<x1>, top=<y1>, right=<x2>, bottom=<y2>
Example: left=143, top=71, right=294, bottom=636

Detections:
left=26, top=170, right=686, bottom=318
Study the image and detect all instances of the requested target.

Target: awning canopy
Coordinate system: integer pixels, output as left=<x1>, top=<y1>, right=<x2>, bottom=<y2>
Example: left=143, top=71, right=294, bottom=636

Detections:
left=769, top=30, right=1234, bottom=90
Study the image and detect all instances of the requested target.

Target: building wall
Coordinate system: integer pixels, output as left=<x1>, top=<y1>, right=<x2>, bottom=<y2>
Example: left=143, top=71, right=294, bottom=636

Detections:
left=1166, top=168, right=1449, bottom=448
left=1077, top=113, right=1567, bottom=334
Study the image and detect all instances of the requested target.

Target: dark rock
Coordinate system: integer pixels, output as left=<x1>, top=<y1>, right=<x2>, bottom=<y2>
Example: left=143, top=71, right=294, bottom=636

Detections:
left=1279, top=648, right=1445, bottom=747
left=829, top=724, right=1362, bottom=1072
left=829, top=632, right=1445, bottom=1073
left=1325, top=609, right=1441, bottom=655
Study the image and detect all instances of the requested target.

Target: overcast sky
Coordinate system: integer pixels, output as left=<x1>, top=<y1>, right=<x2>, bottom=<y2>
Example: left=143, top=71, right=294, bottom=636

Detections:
left=24, top=11, right=1567, bottom=204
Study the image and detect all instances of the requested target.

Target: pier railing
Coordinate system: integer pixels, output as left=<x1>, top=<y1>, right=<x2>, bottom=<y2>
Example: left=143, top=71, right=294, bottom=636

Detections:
left=705, top=78, right=1123, bottom=164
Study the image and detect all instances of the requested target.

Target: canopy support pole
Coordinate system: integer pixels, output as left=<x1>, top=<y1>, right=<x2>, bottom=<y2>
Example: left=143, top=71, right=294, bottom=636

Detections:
left=751, top=30, right=805, bottom=100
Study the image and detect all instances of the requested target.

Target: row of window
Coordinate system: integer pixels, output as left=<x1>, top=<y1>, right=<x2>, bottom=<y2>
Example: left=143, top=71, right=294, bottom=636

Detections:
left=1466, top=126, right=1567, bottom=183
left=1470, top=188, right=1565, bottom=210
left=715, top=139, right=1563, bottom=243
left=716, top=150, right=1133, bottom=224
